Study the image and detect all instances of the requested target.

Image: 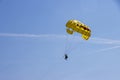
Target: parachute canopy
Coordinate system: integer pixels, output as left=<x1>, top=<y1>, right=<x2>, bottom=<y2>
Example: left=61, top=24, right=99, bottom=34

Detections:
left=66, top=20, right=91, bottom=40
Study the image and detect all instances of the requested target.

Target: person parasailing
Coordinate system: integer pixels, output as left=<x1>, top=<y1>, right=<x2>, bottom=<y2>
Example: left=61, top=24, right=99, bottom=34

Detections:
left=64, top=19, right=91, bottom=60
left=64, top=54, right=68, bottom=60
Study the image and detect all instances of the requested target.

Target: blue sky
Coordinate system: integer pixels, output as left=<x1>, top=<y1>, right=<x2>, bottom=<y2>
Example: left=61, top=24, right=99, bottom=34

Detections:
left=0, top=0, right=120, bottom=80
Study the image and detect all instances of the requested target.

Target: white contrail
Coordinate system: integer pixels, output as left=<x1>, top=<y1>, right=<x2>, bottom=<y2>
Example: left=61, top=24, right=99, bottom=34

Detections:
left=96, top=45, right=120, bottom=52
left=86, top=45, right=120, bottom=57
left=0, top=33, right=66, bottom=38
left=89, top=37, right=120, bottom=45
left=0, top=33, right=120, bottom=45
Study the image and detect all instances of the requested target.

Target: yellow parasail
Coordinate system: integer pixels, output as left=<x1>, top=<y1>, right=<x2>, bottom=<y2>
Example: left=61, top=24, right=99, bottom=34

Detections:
left=66, top=20, right=91, bottom=40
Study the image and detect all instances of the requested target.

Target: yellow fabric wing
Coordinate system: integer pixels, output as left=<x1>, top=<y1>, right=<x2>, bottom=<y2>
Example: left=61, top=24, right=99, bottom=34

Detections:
left=66, top=20, right=91, bottom=40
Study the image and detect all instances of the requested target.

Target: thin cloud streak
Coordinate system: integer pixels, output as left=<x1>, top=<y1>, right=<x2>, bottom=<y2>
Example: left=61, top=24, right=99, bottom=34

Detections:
left=90, top=37, right=120, bottom=45
left=86, top=45, right=120, bottom=57
left=0, top=33, right=66, bottom=38
left=0, top=33, right=120, bottom=45
left=96, top=45, right=120, bottom=52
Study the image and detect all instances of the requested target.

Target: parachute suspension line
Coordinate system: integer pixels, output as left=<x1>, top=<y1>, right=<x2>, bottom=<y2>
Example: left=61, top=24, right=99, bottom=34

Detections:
left=64, top=34, right=69, bottom=54
left=64, top=34, right=76, bottom=54
left=64, top=35, right=71, bottom=54
left=67, top=35, right=76, bottom=53
left=66, top=34, right=79, bottom=53
left=66, top=34, right=83, bottom=54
